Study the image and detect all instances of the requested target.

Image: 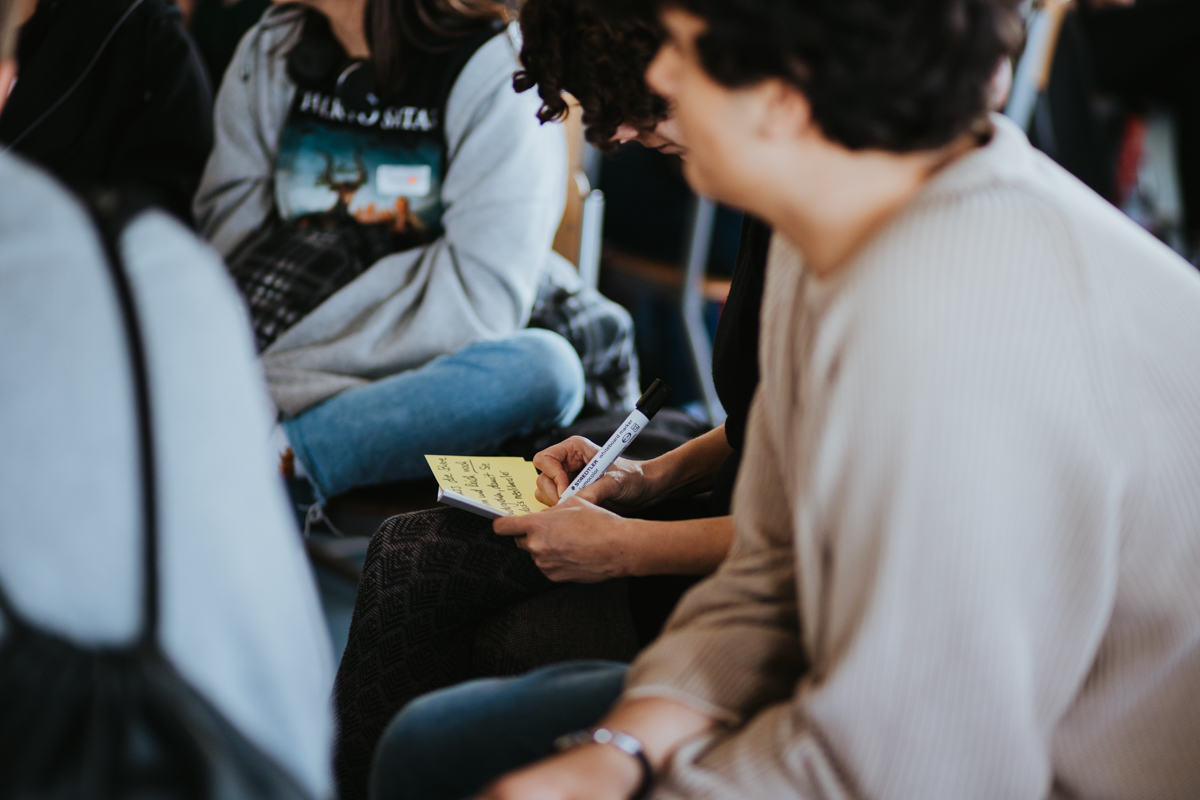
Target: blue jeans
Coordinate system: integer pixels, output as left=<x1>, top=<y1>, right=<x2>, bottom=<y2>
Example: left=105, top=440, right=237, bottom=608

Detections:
left=284, top=329, right=585, bottom=501
left=371, top=661, right=628, bottom=800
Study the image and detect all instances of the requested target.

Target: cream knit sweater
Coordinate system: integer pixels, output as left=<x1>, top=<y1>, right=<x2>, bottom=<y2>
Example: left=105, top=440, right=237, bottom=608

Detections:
left=624, top=115, right=1200, bottom=799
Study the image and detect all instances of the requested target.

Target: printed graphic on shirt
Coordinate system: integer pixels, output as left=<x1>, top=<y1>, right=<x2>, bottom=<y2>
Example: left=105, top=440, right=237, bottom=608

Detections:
left=274, top=89, right=445, bottom=236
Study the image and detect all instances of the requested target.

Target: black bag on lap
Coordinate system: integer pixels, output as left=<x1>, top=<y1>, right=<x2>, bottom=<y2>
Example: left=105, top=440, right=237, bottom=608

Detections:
left=0, top=195, right=310, bottom=799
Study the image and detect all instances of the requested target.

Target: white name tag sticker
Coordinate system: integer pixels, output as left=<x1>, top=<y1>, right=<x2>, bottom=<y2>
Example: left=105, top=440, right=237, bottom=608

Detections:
left=376, top=165, right=432, bottom=197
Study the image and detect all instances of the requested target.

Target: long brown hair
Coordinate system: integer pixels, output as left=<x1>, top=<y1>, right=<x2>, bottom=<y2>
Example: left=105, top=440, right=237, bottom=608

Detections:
left=366, top=0, right=509, bottom=95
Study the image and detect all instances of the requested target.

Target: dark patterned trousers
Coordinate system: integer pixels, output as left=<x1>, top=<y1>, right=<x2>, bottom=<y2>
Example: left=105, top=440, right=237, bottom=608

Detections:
left=332, top=509, right=551, bottom=800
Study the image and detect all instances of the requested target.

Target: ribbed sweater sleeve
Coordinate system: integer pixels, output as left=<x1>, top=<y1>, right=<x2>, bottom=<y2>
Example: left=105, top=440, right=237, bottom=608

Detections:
left=623, top=387, right=806, bottom=724
left=622, top=117, right=1200, bottom=799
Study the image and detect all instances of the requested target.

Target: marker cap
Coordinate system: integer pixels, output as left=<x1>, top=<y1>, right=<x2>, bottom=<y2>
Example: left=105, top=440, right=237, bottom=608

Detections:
left=634, top=379, right=671, bottom=419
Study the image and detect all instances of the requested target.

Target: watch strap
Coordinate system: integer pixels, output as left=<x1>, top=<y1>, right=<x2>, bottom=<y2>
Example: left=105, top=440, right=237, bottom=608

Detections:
left=554, top=726, right=654, bottom=799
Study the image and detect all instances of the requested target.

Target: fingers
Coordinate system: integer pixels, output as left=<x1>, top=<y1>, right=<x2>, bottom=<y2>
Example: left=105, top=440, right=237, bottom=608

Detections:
left=478, top=743, right=641, bottom=800
left=572, top=479, right=611, bottom=506
left=496, top=499, right=626, bottom=584
left=506, top=530, right=568, bottom=581
left=531, top=448, right=570, bottom=497
left=493, top=505, right=571, bottom=580
left=477, top=774, right=564, bottom=800
left=533, top=437, right=600, bottom=497
left=492, top=514, right=534, bottom=537
left=535, top=472, right=560, bottom=506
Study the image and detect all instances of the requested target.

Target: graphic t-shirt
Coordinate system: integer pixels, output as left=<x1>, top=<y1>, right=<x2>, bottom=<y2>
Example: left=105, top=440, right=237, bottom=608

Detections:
left=227, top=14, right=500, bottom=352
left=274, top=15, right=501, bottom=249
left=275, top=73, right=444, bottom=248
left=280, top=84, right=427, bottom=247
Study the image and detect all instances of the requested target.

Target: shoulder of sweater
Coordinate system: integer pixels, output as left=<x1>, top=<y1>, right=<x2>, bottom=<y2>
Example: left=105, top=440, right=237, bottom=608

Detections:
left=0, top=154, right=103, bottom=266
left=234, top=4, right=305, bottom=80
left=444, top=23, right=529, bottom=134
left=255, top=3, right=307, bottom=33
left=793, top=184, right=1151, bottom=425
left=901, top=113, right=1139, bottom=262
left=0, top=153, right=230, bottom=313
left=860, top=132, right=1132, bottom=296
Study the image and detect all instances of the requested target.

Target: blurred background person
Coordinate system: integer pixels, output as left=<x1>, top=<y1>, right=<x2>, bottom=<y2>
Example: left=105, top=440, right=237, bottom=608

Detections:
left=331, top=4, right=774, bottom=799
left=1026, top=0, right=1200, bottom=262
left=195, top=0, right=626, bottom=506
left=0, top=0, right=213, bottom=224
left=0, top=0, right=333, bottom=791
left=1079, top=0, right=1200, bottom=259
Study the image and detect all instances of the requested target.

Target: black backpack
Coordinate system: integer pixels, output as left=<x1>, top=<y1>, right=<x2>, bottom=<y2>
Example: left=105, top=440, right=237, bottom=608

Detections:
left=0, top=192, right=315, bottom=799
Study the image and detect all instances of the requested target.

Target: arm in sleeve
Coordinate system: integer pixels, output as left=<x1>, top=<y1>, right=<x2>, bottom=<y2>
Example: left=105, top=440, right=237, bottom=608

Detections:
left=632, top=221, right=1122, bottom=799
left=384, top=42, right=568, bottom=342
left=623, top=389, right=807, bottom=726
left=192, top=15, right=297, bottom=257
left=261, top=35, right=566, bottom=388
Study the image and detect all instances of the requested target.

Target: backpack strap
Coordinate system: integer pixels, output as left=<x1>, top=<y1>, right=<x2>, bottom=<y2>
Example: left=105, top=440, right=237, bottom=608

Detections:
left=84, top=188, right=162, bottom=649
left=0, top=189, right=159, bottom=638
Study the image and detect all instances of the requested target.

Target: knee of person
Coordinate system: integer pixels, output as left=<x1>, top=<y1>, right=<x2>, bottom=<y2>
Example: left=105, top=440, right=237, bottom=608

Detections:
left=513, top=329, right=585, bottom=425
left=370, top=693, right=453, bottom=799
left=375, top=701, right=427, bottom=767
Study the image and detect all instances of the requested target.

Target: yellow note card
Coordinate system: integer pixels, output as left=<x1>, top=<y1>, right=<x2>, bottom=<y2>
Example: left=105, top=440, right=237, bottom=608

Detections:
left=424, top=455, right=549, bottom=517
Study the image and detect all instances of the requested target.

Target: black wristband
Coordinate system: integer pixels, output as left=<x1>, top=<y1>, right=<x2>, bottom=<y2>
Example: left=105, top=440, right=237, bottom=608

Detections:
left=627, top=746, right=654, bottom=800
left=554, top=727, right=654, bottom=799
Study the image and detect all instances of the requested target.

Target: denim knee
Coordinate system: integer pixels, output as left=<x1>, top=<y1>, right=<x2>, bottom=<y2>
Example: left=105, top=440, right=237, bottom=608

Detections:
left=369, top=662, right=628, bottom=800
left=370, top=695, right=440, bottom=799
left=370, top=677, right=512, bottom=800
left=509, top=328, right=585, bottom=428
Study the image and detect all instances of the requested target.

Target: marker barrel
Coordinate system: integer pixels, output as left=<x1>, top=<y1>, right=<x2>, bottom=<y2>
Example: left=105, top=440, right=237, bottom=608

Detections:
left=558, top=379, right=671, bottom=502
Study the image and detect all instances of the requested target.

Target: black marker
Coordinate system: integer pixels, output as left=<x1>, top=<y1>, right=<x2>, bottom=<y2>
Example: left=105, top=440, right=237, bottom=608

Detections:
left=558, top=379, right=671, bottom=502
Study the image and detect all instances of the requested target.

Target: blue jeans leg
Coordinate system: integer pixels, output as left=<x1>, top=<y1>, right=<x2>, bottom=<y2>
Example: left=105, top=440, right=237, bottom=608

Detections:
left=283, top=329, right=585, bottom=501
left=370, top=661, right=629, bottom=800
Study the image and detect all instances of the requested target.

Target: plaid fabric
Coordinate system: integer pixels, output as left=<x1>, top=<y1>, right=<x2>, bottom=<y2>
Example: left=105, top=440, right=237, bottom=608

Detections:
left=529, top=270, right=640, bottom=415
left=228, top=217, right=393, bottom=352
left=229, top=218, right=639, bottom=413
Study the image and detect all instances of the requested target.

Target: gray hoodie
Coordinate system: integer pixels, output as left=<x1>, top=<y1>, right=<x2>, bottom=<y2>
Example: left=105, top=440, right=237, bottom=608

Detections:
left=194, top=7, right=568, bottom=417
left=0, top=151, right=334, bottom=797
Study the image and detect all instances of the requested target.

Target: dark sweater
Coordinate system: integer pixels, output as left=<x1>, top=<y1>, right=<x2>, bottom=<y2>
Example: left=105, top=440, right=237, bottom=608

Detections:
left=0, top=0, right=213, bottom=224
left=707, top=215, right=770, bottom=515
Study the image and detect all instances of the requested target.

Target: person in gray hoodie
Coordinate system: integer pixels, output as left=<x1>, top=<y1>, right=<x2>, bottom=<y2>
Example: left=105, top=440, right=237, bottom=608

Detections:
left=194, top=0, right=599, bottom=502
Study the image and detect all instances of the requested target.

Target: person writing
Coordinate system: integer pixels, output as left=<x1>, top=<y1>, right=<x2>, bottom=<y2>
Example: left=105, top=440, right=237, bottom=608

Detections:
left=493, top=0, right=770, bottom=582
left=369, top=0, right=1200, bottom=798
left=331, top=1, right=771, bottom=796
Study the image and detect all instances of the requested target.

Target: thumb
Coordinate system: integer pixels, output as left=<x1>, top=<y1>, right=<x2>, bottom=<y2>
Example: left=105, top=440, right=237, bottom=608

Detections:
left=572, top=481, right=607, bottom=505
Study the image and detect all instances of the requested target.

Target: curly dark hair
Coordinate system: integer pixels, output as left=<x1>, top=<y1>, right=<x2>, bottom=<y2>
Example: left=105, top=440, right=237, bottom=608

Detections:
left=513, top=0, right=669, bottom=151
left=667, top=0, right=1023, bottom=152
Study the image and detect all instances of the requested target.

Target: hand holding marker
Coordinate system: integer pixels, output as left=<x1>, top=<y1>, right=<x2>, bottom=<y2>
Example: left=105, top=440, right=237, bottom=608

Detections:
left=558, top=379, right=672, bottom=502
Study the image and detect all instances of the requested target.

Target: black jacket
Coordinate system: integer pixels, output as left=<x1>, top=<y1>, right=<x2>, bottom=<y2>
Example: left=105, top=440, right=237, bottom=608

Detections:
left=0, top=0, right=213, bottom=224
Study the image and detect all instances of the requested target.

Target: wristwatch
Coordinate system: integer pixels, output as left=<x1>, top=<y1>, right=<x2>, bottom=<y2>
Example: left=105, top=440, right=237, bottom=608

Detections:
left=554, top=726, right=654, bottom=800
